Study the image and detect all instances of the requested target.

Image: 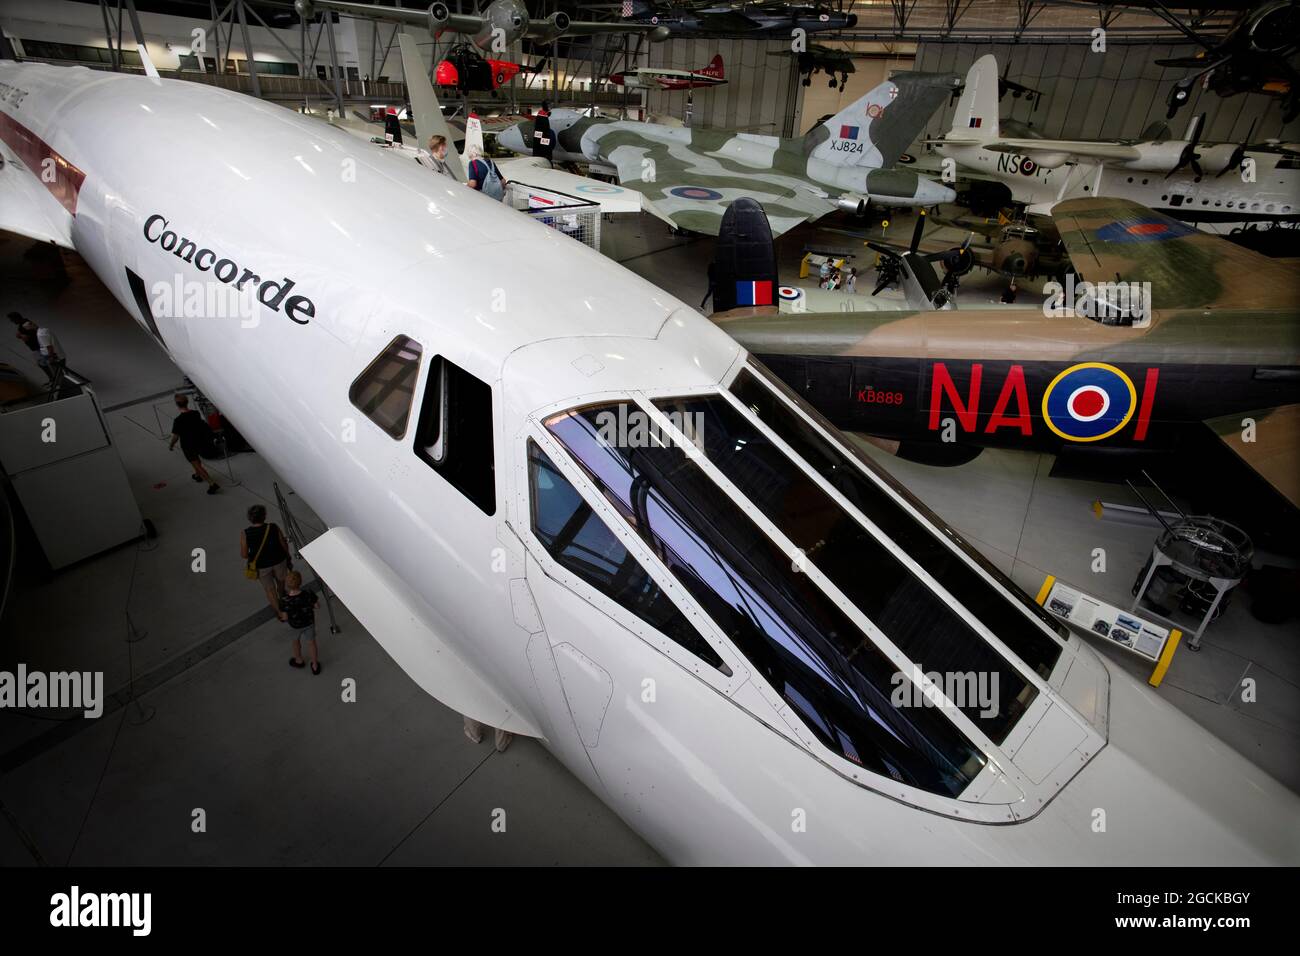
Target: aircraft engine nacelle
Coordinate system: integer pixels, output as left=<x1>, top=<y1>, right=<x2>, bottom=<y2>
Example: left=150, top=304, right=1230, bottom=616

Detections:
left=429, top=2, right=450, bottom=32
left=835, top=194, right=868, bottom=216
left=1114, top=142, right=1196, bottom=172
left=992, top=236, right=1038, bottom=276
left=1025, top=151, right=1070, bottom=169
left=531, top=12, right=571, bottom=44
left=649, top=26, right=671, bottom=42
left=294, top=0, right=315, bottom=18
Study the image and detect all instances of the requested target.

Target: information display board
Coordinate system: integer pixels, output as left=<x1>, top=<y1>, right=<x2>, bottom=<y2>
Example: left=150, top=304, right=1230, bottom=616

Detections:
left=1035, top=575, right=1182, bottom=687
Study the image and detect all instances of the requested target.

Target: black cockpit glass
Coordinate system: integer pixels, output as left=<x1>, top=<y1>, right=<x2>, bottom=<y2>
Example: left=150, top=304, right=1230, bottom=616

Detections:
left=730, top=367, right=1066, bottom=678
left=653, top=392, right=1036, bottom=742
left=544, top=405, right=987, bottom=797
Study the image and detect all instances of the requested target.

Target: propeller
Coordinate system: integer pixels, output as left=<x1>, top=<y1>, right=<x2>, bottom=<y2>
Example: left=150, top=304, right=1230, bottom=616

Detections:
left=1216, top=118, right=1257, bottom=177
left=1166, top=113, right=1206, bottom=178
left=1165, top=76, right=1195, bottom=119
left=931, top=235, right=975, bottom=277
left=869, top=255, right=900, bottom=296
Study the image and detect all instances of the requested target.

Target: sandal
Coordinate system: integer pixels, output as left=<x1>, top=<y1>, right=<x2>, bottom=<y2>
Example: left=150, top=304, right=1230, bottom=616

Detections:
left=310, top=662, right=321, bottom=676
left=289, top=657, right=305, bottom=668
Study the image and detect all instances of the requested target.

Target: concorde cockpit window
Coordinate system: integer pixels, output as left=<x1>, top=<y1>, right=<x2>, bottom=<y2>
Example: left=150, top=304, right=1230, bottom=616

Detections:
left=730, top=366, right=1067, bottom=679
left=414, top=355, right=495, bottom=516
left=544, top=405, right=987, bottom=797
left=529, top=441, right=728, bottom=674
left=348, top=335, right=423, bottom=439
left=653, top=393, right=1036, bottom=742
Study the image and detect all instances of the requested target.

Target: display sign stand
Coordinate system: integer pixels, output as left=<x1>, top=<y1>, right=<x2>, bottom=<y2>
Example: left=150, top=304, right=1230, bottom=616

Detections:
left=1035, top=574, right=1182, bottom=687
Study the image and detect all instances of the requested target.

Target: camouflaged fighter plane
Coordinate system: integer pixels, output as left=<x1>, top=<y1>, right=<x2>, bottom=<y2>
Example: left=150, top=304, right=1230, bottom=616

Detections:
left=495, top=71, right=961, bottom=236
left=712, top=197, right=1300, bottom=508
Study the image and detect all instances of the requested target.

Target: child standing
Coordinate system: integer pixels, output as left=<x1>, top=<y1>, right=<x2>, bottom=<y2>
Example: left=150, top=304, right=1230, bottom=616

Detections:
left=281, top=571, right=321, bottom=675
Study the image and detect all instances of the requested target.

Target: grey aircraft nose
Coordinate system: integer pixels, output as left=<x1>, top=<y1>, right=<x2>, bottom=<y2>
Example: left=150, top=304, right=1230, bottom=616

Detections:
left=915, top=176, right=956, bottom=206
left=498, top=124, right=528, bottom=155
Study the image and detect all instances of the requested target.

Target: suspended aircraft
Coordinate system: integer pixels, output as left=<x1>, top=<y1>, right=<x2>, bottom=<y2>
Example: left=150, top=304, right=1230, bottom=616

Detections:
left=1144, top=0, right=1300, bottom=121
left=769, top=43, right=856, bottom=91
left=623, top=1, right=857, bottom=38
left=293, top=0, right=671, bottom=50
left=609, top=54, right=726, bottom=91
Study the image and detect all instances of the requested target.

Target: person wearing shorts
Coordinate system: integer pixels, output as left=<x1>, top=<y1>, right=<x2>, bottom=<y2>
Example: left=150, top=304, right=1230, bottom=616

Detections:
left=241, top=504, right=290, bottom=620
left=281, top=571, right=321, bottom=674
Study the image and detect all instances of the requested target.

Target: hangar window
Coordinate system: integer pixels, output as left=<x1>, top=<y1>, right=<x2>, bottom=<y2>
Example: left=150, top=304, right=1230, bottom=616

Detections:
left=349, top=335, right=422, bottom=439
left=414, top=355, right=496, bottom=516
left=529, top=441, right=727, bottom=673
left=545, top=403, right=987, bottom=796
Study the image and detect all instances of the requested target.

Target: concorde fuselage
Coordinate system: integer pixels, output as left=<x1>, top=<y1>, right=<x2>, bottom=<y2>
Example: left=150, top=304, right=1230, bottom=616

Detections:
left=3, top=60, right=1297, bottom=865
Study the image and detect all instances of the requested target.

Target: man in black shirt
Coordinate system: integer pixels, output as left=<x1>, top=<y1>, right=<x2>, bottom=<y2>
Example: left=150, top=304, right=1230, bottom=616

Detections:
left=168, top=394, right=220, bottom=494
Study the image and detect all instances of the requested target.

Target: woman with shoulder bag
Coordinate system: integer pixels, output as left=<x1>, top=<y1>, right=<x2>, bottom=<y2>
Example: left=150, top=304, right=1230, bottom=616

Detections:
left=240, top=504, right=291, bottom=621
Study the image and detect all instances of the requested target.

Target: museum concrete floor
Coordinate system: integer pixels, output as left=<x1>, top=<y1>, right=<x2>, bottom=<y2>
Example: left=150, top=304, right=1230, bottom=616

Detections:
left=1, top=209, right=1296, bottom=866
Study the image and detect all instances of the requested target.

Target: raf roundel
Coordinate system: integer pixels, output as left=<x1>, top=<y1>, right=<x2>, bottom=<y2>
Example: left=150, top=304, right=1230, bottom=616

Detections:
left=1096, top=219, right=1197, bottom=243
left=778, top=286, right=802, bottom=301
left=669, top=186, right=724, bottom=201
left=1042, top=362, right=1138, bottom=442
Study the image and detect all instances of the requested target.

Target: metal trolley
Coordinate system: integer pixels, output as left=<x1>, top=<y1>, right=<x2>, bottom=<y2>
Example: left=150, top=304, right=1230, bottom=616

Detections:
left=504, top=181, right=602, bottom=251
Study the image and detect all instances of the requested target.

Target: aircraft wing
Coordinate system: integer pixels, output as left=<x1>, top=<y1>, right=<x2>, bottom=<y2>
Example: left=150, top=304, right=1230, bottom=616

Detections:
left=556, top=20, right=674, bottom=37
left=1052, top=197, right=1300, bottom=310
left=589, top=128, right=837, bottom=236
left=981, top=138, right=1143, bottom=164
left=0, top=145, right=75, bottom=249
left=1206, top=405, right=1300, bottom=509
left=299, top=0, right=468, bottom=30
left=697, top=11, right=763, bottom=31
left=497, top=158, right=646, bottom=215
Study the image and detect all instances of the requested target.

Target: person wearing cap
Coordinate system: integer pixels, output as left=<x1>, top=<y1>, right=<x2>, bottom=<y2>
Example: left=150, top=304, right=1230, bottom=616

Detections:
left=384, top=106, right=403, bottom=145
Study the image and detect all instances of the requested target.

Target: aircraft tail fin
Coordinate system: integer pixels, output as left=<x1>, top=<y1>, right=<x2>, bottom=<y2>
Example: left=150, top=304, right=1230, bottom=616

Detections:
left=461, top=113, right=484, bottom=167
left=397, top=32, right=465, bottom=180
left=710, top=198, right=779, bottom=314
left=807, top=71, right=962, bottom=168
left=946, top=54, right=999, bottom=141
left=700, top=54, right=724, bottom=79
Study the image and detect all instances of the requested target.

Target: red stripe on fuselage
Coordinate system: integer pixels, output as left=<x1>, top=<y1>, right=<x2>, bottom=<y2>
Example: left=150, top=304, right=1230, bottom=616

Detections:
left=1133, top=367, right=1160, bottom=441
left=0, top=110, right=86, bottom=215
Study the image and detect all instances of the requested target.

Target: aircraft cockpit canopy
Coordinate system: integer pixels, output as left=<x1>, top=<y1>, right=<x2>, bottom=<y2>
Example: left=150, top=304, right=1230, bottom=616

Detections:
left=530, top=363, right=1078, bottom=811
